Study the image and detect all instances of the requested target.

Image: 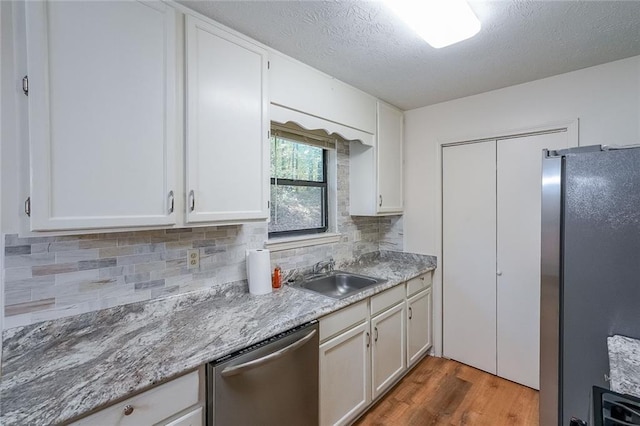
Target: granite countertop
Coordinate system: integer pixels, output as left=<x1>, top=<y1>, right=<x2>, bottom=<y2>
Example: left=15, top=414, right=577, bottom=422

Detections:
left=0, top=250, right=436, bottom=425
left=608, top=335, right=640, bottom=398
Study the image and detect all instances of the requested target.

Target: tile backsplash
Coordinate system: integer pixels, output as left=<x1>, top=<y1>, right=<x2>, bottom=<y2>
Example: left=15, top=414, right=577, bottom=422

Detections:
left=3, top=225, right=265, bottom=328
left=2, top=140, right=403, bottom=328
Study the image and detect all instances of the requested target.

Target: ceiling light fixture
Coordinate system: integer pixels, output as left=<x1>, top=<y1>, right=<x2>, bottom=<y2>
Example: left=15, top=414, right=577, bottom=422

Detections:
left=382, top=0, right=481, bottom=48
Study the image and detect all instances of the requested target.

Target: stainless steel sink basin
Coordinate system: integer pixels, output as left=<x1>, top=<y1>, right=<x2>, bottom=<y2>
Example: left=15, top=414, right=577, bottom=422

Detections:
left=293, top=271, right=386, bottom=299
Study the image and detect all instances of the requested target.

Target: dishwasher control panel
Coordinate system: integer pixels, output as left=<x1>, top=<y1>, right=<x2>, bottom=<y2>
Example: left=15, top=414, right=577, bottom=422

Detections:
left=212, top=319, right=318, bottom=365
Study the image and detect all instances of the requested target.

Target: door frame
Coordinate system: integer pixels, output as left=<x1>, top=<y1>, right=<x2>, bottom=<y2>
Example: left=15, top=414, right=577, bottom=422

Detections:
left=432, top=119, right=579, bottom=358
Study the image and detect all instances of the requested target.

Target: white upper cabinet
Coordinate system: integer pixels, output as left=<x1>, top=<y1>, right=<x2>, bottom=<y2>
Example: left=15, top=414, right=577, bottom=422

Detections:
left=185, top=15, right=269, bottom=223
left=376, top=101, right=403, bottom=213
left=269, top=53, right=376, bottom=135
left=18, top=1, right=400, bottom=231
left=349, top=101, right=403, bottom=216
left=26, top=1, right=177, bottom=231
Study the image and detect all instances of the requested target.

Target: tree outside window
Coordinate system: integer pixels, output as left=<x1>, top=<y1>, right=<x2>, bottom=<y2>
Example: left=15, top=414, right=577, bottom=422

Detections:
left=269, top=135, right=328, bottom=237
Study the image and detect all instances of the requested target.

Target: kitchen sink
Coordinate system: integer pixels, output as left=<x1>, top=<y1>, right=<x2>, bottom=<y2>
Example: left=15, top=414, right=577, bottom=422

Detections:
left=292, top=271, right=386, bottom=299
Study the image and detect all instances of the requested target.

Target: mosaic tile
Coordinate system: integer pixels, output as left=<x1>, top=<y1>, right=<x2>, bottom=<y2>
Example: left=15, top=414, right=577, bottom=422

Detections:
left=5, top=298, right=56, bottom=316
left=32, top=263, right=78, bottom=277
left=133, top=279, right=165, bottom=290
left=4, top=246, right=31, bottom=256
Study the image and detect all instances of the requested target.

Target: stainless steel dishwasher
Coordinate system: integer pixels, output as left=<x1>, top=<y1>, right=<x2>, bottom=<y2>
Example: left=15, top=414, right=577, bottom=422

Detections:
left=207, top=321, right=319, bottom=426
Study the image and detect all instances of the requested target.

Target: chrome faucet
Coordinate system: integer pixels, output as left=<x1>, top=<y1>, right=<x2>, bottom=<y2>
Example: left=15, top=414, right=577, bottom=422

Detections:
left=313, top=257, right=335, bottom=274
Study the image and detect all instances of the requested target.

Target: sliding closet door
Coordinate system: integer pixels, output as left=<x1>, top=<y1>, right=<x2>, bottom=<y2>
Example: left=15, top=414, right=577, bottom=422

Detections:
left=443, top=141, right=497, bottom=374
left=496, top=132, right=569, bottom=389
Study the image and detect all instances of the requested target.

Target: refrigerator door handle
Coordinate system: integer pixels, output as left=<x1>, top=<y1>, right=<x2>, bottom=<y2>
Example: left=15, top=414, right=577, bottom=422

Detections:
left=540, top=149, right=564, bottom=426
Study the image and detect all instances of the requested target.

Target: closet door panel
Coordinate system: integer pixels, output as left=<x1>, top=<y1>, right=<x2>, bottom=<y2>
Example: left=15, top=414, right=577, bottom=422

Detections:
left=496, top=132, right=569, bottom=389
left=443, top=141, right=497, bottom=374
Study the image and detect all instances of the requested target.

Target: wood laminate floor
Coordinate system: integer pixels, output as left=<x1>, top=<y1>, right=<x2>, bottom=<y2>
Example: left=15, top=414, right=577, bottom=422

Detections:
left=354, top=356, right=539, bottom=426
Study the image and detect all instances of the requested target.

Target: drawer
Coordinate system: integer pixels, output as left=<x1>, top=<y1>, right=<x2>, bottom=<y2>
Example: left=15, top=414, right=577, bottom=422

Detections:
left=370, top=285, right=405, bottom=316
left=320, top=299, right=368, bottom=342
left=71, top=370, right=200, bottom=426
left=407, top=272, right=433, bottom=297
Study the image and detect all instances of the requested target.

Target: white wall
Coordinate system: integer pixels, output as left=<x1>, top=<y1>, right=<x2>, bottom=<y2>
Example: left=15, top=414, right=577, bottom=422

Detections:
left=404, top=55, right=640, bottom=356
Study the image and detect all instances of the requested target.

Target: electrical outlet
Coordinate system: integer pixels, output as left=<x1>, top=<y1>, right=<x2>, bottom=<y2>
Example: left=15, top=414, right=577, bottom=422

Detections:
left=187, top=249, right=200, bottom=269
left=354, top=230, right=362, bottom=242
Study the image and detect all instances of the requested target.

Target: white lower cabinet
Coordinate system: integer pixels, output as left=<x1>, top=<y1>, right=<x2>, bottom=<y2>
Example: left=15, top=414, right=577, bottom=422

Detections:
left=407, top=287, right=433, bottom=366
left=319, top=322, right=371, bottom=426
left=70, top=369, right=204, bottom=426
left=319, top=273, right=432, bottom=426
left=371, top=302, right=406, bottom=399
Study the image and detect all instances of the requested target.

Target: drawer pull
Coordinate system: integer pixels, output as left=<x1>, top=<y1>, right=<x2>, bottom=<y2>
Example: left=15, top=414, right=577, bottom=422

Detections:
left=420, top=276, right=425, bottom=281
left=123, top=405, right=134, bottom=416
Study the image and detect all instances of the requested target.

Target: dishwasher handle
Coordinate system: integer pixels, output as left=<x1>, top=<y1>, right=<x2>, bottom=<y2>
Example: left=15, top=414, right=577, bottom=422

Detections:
left=220, top=329, right=317, bottom=378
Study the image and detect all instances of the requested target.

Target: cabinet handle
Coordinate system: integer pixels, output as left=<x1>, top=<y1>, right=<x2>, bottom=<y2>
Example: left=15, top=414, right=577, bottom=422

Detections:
left=123, top=405, right=134, bottom=416
left=419, top=276, right=425, bottom=281
left=409, top=307, right=413, bottom=320
left=189, top=190, right=195, bottom=212
left=374, top=327, right=379, bottom=342
left=24, top=197, right=31, bottom=217
left=168, top=191, right=174, bottom=214
left=379, top=195, right=383, bottom=207
left=366, top=332, right=370, bottom=348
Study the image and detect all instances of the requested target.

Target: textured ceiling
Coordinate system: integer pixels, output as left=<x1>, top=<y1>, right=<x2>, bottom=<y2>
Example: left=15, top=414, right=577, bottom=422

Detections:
left=178, top=1, right=640, bottom=110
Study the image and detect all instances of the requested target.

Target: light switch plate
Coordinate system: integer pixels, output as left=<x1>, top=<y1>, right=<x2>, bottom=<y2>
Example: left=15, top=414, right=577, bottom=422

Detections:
left=187, top=249, right=200, bottom=269
left=354, top=230, right=362, bottom=242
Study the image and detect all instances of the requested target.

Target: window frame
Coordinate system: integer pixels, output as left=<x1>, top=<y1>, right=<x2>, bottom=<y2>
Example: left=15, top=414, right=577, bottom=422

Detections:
left=269, top=137, right=329, bottom=238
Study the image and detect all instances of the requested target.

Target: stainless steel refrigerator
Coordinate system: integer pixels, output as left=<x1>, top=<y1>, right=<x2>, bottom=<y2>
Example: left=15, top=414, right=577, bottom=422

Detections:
left=540, top=145, right=640, bottom=425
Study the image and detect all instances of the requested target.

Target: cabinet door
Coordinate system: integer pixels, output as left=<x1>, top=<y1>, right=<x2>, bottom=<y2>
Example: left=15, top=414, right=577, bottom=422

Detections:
left=407, top=287, right=432, bottom=366
left=26, top=1, right=177, bottom=230
left=162, top=407, right=203, bottom=426
left=376, top=101, right=403, bottom=213
left=185, top=16, right=269, bottom=223
left=496, top=131, right=569, bottom=389
left=319, top=322, right=370, bottom=426
left=442, top=140, right=497, bottom=374
left=371, top=302, right=406, bottom=400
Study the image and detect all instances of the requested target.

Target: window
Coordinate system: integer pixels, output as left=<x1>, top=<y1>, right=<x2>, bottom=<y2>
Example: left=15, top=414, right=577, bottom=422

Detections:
left=269, top=133, right=328, bottom=237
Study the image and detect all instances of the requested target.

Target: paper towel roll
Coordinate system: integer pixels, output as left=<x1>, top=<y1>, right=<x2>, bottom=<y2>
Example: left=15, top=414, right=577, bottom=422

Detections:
left=246, top=249, right=272, bottom=295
